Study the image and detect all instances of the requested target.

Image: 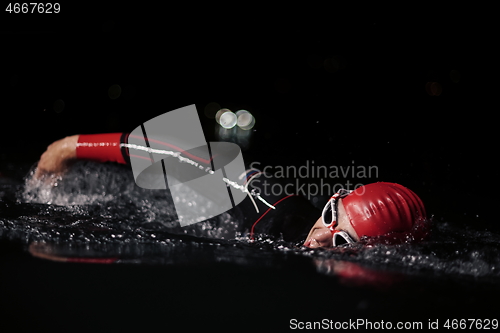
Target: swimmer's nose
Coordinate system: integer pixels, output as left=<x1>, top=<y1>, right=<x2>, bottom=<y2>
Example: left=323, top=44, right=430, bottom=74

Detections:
left=304, top=228, right=333, bottom=248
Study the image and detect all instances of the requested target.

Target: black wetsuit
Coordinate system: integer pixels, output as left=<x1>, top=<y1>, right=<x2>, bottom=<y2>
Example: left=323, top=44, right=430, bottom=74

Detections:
left=230, top=171, right=319, bottom=242
left=119, top=134, right=319, bottom=243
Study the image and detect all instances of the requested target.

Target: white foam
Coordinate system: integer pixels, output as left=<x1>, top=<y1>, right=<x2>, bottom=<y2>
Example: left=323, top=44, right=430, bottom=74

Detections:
left=19, top=161, right=239, bottom=238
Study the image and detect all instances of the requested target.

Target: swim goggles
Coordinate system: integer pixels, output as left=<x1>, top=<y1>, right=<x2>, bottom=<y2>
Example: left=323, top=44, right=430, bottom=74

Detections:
left=321, top=189, right=355, bottom=246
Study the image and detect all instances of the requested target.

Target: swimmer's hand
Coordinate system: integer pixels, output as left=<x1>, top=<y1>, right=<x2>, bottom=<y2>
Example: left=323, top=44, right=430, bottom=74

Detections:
left=34, top=135, right=79, bottom=178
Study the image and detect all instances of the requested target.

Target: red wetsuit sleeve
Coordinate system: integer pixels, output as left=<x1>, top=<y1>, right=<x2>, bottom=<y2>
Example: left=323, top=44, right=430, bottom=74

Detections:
left=76, top=133, right=129, bottom=165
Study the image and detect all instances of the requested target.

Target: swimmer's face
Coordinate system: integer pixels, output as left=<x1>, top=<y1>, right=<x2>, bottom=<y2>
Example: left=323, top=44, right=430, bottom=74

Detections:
left=303, top=199, right=359, bottom=248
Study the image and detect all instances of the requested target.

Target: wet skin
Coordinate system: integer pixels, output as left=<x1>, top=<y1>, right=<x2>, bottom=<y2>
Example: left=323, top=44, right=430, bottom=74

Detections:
left=35, top=135, right=78, bottom=178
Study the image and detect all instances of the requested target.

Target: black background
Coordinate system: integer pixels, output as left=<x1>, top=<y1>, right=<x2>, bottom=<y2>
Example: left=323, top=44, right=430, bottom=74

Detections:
left=1, top=4, right=497, bottom=331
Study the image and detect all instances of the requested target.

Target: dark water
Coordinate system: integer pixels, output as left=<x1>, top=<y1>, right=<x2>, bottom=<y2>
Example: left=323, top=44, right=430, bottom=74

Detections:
left=1, top=162, right=499, bottom=331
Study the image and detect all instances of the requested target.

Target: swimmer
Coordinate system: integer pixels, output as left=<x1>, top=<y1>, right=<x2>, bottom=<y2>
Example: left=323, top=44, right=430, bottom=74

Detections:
left=35, top=133, right=429, bottom=248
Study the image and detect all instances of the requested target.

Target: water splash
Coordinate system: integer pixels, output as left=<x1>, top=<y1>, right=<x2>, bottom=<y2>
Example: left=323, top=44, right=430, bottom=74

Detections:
left=1, top=161, right=500, bottom=283
left=305, top=222, right=500, bottom=280
left=17, top=161, right=238, bottom=239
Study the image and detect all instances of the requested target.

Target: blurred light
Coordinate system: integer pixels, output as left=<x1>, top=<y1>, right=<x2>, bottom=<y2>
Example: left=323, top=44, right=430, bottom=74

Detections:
left=236, top=110, right=255, bottom=130
left=425, top=82, right=442, bottom=96
left=215, top=108, right=229, bottom=124
left=215, top=108, right=237, bottom=129
left=204, top=102, right=221, bottom=119
left=215, top=122, right=253, bottom=151
left=216, top=125, right=233, bottom=141
left=450, top=69, right=461, bottom=83
left=108, top=84, right=122, bottom=100
left=220, top=112, right=237, bottom=129
left=53, top=99, right=65, bottom=113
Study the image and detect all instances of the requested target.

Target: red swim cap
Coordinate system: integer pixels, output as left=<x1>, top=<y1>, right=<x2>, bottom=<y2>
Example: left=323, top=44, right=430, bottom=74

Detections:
left=342, top=182, right=426, bottom=238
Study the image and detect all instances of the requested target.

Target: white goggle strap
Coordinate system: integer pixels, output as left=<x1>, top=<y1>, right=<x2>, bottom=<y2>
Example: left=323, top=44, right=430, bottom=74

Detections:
left=333, top=230, right=355, bottom=246
left=322, top=189, right=353, bottom=228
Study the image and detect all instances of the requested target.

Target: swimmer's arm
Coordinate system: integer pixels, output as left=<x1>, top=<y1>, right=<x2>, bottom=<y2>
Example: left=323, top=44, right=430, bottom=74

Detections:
left=35, top=135, right=79, bottom=178
left=35, top=133, right=129, bottom=178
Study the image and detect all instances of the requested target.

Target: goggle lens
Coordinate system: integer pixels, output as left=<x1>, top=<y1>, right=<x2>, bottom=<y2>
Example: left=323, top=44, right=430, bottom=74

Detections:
left=322, top=201, right=335, bottom=228
left=333, top=230, right=355, bottom=246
